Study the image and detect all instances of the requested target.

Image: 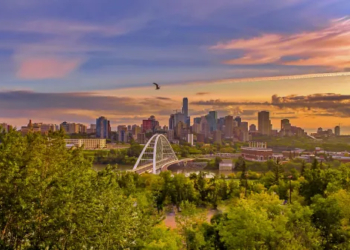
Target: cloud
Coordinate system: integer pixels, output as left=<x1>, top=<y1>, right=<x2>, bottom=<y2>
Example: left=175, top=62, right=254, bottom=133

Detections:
left=0, top=90, right=180, bottom=128
left=156, top=97, right=173, bottom=100
left=196, top=92, right=210, bottom=96
left=212, top=16, right=350, bottom=68
left=192, top=93, right=350, bottom=117
left=0, top=17, right=149, bottom=37
left=17, top=57, right=82, bottom=79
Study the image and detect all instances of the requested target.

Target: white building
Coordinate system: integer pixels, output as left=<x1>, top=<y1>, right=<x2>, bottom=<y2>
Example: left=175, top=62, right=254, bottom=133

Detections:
left=64, top=139, right=106, bottom=149
left=187, top=134, right=194, bottom=146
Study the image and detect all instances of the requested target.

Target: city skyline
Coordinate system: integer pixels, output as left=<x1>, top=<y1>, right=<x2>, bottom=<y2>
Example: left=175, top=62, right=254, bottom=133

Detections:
left=1, top=0, right=350, bottom=132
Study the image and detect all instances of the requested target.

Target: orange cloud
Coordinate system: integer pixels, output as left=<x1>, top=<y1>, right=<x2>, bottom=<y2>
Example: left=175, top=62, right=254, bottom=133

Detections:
left=17, top=58, right=81, bottom=80
left=212, top=16, right=350, bottom=68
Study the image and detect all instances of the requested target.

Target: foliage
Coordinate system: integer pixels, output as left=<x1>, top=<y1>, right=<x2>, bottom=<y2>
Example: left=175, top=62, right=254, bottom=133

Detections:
left=2, top=131, right=350, bottom=249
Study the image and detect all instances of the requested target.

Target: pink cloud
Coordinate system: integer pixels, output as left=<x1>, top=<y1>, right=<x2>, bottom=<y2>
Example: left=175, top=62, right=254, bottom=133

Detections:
left=17, top=58, right=81, bottom=79
left=212, top=16, right=350, bottom=68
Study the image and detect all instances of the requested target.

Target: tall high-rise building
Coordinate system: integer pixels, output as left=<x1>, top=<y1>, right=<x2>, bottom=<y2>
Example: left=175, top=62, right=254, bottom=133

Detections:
left=192, top=123, right=201, bottom=134
left=258, top=111, right=270, bottom=135
left=281, top=119, right=290, bottom=130
left=207, top=111, right=218, bottom=132
left=167, top=130, right=175, bottom=142
left=96, top=116, right=110, bottom=139
left=200, top=116, right=210, bottom=138
left=174, top=112, right=186, bottom=128
left=193, top=117, right=201, bottom=124
left=213, top=130, right=222, bottom=144
left=182, top=97, right=188, bottom=118
left=335, top=126, right=340, bottom=136
left=142, top=116, right=159, bottom=133
left=249, top=124, right=257, bottom=132
left=169, top=114, right=175, bottom=130
left=217, top=117, right=225, bottom=131
left=137, top=133, right=146, bottom=144
left=240, top=122, right=248, bottom=131
left=118, top=128, right=128, bottom=143
left=224, top=115, right=233, bottom=138
left=235, top=116, right=242, bottom=127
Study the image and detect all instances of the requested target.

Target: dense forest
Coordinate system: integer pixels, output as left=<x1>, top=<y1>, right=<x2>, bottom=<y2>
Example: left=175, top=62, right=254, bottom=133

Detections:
left=1, top=130, right=350, bottom=249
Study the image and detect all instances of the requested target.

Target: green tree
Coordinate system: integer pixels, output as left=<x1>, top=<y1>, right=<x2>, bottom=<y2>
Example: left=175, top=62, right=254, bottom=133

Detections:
left=175, top=201, right=206, bottom=250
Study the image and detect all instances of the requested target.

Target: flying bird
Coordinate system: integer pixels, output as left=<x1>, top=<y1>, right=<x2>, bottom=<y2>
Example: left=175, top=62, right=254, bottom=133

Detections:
left=153, top=82, right=160, bottom=90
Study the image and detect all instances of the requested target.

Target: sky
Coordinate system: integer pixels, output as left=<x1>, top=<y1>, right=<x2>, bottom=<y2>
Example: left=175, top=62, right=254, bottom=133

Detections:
left=1, top=0, right=350, bottom=133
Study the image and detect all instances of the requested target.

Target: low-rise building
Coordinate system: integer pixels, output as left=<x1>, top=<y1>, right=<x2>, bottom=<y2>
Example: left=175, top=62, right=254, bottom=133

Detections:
left=219, top=159, right=233, bottom=171
left=64, top=139, right=106, bottom=149
left=241, top=141, right=273, bottom=161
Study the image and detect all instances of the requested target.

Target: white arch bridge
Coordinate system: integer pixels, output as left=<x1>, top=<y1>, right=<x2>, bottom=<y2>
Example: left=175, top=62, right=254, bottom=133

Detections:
left=132, top=134, right=193, bottom=174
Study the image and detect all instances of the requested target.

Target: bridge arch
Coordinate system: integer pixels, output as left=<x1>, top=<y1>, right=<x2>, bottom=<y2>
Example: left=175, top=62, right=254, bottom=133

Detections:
left=133, top=134, right=178, bottom=174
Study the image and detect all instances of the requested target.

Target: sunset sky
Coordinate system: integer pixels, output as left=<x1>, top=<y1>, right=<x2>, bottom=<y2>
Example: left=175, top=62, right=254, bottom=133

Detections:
left=1, top=0, right=350, bottom=133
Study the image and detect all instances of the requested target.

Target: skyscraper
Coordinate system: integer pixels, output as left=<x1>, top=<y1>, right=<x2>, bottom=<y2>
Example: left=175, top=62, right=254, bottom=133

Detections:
left=182, top=97, right=190, bottom=126
left=224, top=115, right=233, bottom=138
left=174, top=112, right=186, bottom=128
left=169, top=114, right=175, bottom=130
left=235, top=116, right=242, bottom=127
left=206, top=111, right=217, bottom=132
left=193, top=117, right=201, bottom=124
left=96, top=116, right=110, bottom=139
left=142, top=116, right=159, bottom=133
left=335, top=126, right=340, bottom=136
left=182, top=97, right=188, bottom=118
left=281, top=119, right=290, bottom=130
left=258, top=111, right=270, bottom=135
left=213, top=130, right=222, bottom=144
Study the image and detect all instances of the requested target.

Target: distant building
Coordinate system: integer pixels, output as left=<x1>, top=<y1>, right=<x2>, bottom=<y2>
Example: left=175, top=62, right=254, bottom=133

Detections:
left=175, top=121, right=186, bottom=139
left=96, top=117, right=110, bottom=139
left=169, top=114, right=175, bottom=130
left=235, top=116, right=242, bottom=127
left=224, top=116, right=234, bottom=139
left=213, top=130, right=222, bottom=144
left=118, top=129, right=128, bottom=143
left=87, top=124, right=96, bottom=134
left=281, top=119, right=290, bottom=130
left=41, top=124, right=57, bottom=135
left=196, top=133, right=205, bottom=143
left=193, top=117, right=201, bottom=124
left=200, top=116, right=210, bottom=138
left=192, top=123, right=201, bottom=134
left=207, top=111, right=218, bottom=132
left=241, top=141, right=273, bottom=161
left=137, top=133, right=146, bottom=144
left=65, top=139, right=106, bottom=149
left=117, top=125, right=127, bottom=132
left=167, top=130, right=175, bottom=142
left=0, top=123, right=10, bottom=133
left=217, top=117, right=225, bottom=131
left=335, top=126, right=340, bottom=136
left=187, top=134, right=194, bottom=146
left=219, top=159, right=233, bottom=171
left=182, top=97, right=190, bottom=126
left=249, top=124, right=257, bottom=132
left=132, top=125, right=141, bottom=139
left=174, top=112, right=186, bottom=128
left=258, top=111, right=271, bottom=135
left=142, top=116, right=159, bottom=133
